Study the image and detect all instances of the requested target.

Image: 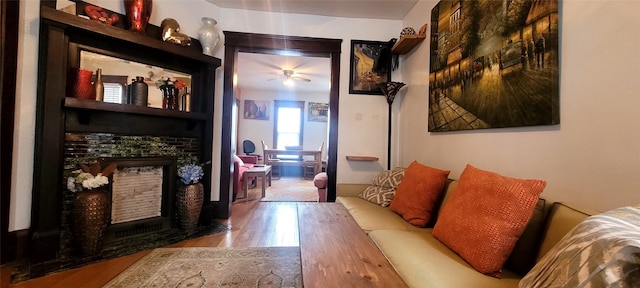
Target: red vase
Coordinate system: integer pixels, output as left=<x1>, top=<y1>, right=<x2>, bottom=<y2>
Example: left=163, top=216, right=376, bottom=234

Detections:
left=67, top=68, right=95, bottom=100
left=124, top=0, right=152, bottom=34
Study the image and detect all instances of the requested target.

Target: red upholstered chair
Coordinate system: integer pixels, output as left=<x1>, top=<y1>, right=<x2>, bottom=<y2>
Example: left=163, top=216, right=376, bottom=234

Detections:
left=313, top=172, right=328, bottom=202
left=233, top=155, right=258, bottom=200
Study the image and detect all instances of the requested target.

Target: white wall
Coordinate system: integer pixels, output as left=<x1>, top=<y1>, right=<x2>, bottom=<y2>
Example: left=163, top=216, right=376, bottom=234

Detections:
left=399, top=0, right=640, bottom=212
left=237, top=88, right=329, bottom=160
left=11, top=1, right=401, bottom=230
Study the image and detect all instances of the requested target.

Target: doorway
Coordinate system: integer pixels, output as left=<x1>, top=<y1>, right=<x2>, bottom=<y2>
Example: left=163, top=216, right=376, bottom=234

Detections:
left=217, top=32, right=342, bottom=218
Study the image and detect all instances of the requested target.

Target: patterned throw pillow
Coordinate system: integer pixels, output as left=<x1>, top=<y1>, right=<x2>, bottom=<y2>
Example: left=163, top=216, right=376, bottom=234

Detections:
left=358, top=167, right=405, bottom=207
left=432, top=164, right=546, bottom=278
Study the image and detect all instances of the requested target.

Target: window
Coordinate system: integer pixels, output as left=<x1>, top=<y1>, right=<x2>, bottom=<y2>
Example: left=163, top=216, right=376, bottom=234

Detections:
left=103, top=83, right=124, bottom=104
left=273, top=100, right=304, bottom=159
left=99, top=75, right=128, bottom=104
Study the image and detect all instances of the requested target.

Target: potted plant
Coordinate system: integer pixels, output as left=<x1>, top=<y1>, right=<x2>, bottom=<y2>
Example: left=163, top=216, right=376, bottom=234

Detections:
left=67, top=162, right=117, bottom=256
left=176, top=163, right=204, bottom=234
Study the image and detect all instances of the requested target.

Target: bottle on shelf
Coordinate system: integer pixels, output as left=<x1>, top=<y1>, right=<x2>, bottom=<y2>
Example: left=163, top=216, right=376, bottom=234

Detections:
left=94, top=68, right=104, bottom=102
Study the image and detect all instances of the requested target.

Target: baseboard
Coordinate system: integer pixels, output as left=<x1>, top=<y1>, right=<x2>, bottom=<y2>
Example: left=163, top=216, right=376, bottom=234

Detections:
left=0, top=229, right=29, bottom=263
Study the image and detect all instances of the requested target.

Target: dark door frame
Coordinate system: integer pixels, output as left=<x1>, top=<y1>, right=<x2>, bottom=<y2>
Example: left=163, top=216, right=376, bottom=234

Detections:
left=216, top=31, right=341, bottom=218
left=1, top=0, right=19, bottom=264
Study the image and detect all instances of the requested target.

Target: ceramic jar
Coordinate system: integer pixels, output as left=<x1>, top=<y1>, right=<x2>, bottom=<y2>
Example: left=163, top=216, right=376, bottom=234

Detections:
left=129, top=76, right=148, bottom=106
left=197, top=17, right=219, bottom=56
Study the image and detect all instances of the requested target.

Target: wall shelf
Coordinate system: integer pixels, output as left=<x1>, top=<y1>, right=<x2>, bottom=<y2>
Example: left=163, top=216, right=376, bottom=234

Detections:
left=391, top=34, right=426, bottom=55
left=346, top=156, right=379, bottom=161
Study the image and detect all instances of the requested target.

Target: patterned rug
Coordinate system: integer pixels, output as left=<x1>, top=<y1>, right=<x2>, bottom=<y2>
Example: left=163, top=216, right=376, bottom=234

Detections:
left=246, top=177, right=318, bottom=202
left=105, top=247, right=302, bottom=287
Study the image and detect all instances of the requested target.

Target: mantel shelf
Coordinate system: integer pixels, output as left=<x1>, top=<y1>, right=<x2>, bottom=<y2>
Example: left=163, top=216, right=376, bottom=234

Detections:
left=64, top=97, right=208, bottom=121
left=346, top=156, right=379, bottom=161
left=40, top=6, right=219, bottom=65
left=391, top=34, right=427, bottom=55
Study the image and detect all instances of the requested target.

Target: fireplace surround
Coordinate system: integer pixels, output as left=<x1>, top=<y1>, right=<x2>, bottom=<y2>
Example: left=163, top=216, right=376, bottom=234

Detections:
left=29, top=2, right=221, bottom=271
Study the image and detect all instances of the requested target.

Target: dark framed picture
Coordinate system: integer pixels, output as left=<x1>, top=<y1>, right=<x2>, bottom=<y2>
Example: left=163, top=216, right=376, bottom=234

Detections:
left=427, top=0, right=559, bottom=132
left=349, top=40, right=391, bottom=95
left=243, top=100, right=269, bottom=120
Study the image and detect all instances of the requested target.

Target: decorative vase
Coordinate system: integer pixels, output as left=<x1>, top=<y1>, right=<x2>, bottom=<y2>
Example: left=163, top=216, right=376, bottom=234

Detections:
left=67, top=68, right=95, bottom=100
left=72, top=187, right=111, bottom=256
left=177, top=182, right=204, bottom=234
left=197, top=17, right=219, bottom=56
left=94, top=68, right=104, bottom=102
left=129, top=76, right=148, bottom=106
left=124, top=0, right=152, bottom=34
left=161, top=86, right=179, bottom=110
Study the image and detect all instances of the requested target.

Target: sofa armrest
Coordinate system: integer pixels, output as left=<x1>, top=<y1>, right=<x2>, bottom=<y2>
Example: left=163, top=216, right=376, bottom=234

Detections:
left=336, top=183, right=369, bottom=197
left=238, top=155, right=258, bottom=164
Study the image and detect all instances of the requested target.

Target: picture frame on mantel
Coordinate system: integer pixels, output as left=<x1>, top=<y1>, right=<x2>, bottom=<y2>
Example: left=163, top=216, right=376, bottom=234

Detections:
left=349, top=40, right=392, bottom=95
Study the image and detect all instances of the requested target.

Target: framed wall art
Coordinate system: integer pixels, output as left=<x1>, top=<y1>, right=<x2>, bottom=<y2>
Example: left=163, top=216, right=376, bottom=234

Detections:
left=428, top=0, right=559, bottom=132
left=308, top=102, right=328, bottom=122
left=243, top=100, right=269, bottom=120
left=349, top=40, right=392, bottom=95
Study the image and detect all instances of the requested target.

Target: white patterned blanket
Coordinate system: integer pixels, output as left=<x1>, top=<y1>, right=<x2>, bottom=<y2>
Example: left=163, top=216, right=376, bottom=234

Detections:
left=520, top=205, right=640, bottom=288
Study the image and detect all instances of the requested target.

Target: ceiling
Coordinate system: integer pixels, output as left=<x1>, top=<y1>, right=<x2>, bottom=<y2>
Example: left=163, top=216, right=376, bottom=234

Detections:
left=208, top=0, right=419, bottom=20
left=224, top=0, right=418, bottom=93
left=237, top=52, right=331, bottom=93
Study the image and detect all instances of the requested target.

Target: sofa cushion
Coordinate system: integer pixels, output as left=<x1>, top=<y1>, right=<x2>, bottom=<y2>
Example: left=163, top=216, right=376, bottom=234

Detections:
left=432, top=164, right=546, bottom=278
left=358, top=167, right=405, bottom=207
left=536, top=202, right=592, bottom=261
left=337, top=197, right=419, bottom=233
left=369, top=230, right=522, bottom=288
left=389, top=161, right=450, bottom=227
left=504, top=198, right=548, bottom=276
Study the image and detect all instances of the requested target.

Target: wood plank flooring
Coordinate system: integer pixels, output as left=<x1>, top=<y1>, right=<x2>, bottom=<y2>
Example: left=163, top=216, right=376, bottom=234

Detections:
left=1, top=200, right=300, bottom=287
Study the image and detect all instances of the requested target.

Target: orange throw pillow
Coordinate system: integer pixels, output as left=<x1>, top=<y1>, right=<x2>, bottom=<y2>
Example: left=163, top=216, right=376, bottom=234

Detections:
left=389, top=161, right=450, bottom=227
left=432, top=164, right=546, bottom=278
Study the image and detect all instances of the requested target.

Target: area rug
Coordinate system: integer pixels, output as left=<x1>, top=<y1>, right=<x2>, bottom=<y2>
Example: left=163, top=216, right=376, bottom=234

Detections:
left=105, top=246, right=302, bottom=288
left=247, top=177, right=317, bottom=202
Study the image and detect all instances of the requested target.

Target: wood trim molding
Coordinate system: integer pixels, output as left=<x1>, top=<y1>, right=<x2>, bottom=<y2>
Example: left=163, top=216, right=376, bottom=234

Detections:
left=217, top=31, right=342, bottom=217
left=1, top=0, right=19, bottom=264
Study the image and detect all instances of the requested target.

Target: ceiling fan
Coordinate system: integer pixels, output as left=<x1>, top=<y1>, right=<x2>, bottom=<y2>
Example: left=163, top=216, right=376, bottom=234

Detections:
left=269, top=69, right=311, bottom=85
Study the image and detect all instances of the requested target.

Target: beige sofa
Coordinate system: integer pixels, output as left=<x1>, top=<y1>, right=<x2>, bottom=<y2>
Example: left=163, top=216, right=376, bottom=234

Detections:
left=336, top=180, right=595, bottom=288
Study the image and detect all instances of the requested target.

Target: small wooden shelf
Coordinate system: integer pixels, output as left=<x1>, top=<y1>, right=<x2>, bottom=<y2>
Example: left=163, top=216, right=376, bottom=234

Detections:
left=346, top=156, right=379, bottom=161
left=391, top=34, right=426, bottom=55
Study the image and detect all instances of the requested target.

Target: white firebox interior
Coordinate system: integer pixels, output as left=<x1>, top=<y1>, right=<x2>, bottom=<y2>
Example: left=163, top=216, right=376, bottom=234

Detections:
left=111, top=166, right=163, bottom=224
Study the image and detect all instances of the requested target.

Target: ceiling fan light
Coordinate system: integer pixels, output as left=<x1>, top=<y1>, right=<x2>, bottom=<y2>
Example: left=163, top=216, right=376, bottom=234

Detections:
left=283, top=78, right=295, bottom=86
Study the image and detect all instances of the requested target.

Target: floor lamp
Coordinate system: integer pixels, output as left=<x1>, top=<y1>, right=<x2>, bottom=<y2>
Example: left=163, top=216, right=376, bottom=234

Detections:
left=379, top=82, right=406, bottom=170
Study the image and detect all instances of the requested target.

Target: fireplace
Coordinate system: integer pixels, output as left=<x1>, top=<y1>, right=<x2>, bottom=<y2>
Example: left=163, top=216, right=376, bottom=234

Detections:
left=29, top=5, right=220, bottom=279
left=100, top=157, right=177, bottom=244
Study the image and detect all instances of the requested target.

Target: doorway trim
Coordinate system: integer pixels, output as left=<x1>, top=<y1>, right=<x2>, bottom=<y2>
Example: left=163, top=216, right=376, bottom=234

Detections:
left=216, top=32, right=341, bottom=217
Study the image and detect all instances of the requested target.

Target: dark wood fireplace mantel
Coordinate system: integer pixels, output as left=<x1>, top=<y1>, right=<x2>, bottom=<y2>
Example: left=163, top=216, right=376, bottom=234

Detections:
left=31, top=4, right=221, bottom=263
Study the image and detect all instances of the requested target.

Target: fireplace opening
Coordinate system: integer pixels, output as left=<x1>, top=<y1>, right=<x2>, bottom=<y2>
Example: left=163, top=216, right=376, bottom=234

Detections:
left=100, top=157, right=177, bottom=244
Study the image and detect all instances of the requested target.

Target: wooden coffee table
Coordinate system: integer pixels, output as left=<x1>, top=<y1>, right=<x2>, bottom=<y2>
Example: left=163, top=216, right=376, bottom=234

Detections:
left=297, top=203, right=408, bottom=287
left=240, top=165, right=272, bottom=201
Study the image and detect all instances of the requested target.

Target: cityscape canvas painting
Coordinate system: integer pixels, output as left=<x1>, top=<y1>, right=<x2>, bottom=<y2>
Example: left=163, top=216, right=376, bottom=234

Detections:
left=428, top=0, right=559, bottom=132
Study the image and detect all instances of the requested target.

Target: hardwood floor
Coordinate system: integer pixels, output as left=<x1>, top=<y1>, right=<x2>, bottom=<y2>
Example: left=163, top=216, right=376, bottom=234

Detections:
left=1, top=200, right=299, bottom=287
